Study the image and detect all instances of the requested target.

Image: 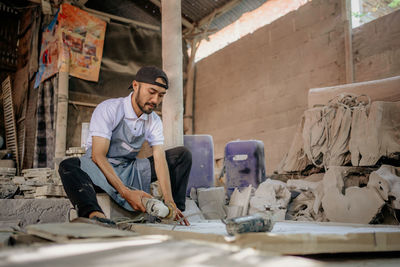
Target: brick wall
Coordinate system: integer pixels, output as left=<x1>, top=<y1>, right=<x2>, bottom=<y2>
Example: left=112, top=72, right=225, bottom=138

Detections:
left=353, top=9, right=400, bottom=82
left=194, top=0, right=346, bottom=174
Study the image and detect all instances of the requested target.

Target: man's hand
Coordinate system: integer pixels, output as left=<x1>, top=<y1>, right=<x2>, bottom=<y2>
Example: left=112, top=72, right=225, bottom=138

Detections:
left=175, top=207, right=190, bottom=226
left=122, top=189, right=152, bottom=212
left=165, top=200, right=190, bottom=226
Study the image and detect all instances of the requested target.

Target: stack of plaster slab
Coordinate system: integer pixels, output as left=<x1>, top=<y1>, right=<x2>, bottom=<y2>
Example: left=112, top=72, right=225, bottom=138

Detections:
left=0, top=167, right=17, bottom=198
left=0, top=167, right=16, bottom=183
left=13, top=168, right=66, bottom=199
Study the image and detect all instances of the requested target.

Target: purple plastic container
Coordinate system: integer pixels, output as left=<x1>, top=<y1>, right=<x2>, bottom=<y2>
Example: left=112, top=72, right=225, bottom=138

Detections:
left=184, top=135, right=215, bottom=196
left=225, top=140, right=266, bottom=197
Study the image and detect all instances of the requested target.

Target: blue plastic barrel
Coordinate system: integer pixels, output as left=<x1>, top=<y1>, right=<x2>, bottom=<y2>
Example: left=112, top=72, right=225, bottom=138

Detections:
left=184, top=135, right=215, bottom=196
left=225, top=140, right=266, bottom=197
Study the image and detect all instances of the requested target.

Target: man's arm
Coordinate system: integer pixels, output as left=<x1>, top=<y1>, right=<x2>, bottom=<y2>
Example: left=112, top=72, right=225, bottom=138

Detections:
left=152, top=145, right=189, bottom=225
left=91, top=136, right=151, bottom=212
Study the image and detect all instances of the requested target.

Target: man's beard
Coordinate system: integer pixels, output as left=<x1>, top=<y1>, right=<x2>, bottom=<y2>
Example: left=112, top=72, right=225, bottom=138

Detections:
left=136, top=84, right=156, bottom=114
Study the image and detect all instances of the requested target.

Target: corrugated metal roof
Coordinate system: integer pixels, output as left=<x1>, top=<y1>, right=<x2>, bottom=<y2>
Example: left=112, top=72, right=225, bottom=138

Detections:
left=181, top=0, right=233, bottom=23
left=84, top=0, right=269, bottom=32
left=208, top=0, right=268, bottom=30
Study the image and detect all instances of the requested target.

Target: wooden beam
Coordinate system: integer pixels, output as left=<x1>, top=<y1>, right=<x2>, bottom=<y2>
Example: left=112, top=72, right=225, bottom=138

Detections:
left=197, top=0, right=241, bottom=29
left=183, top=39, right=197, bottom=134
left=82, top=7, right=160, bottom=31
left=342, top=0, right=354, bottom=83
left=68, top=100, right=97, bottom=108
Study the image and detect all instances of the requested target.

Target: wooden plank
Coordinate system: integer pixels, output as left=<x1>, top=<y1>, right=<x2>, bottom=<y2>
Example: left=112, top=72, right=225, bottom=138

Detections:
left=26, top=223, right=136, bottom=243
left=308, top=75, right=400, bottom=108
left=82, top=7, right=160, bottom=31
left=132, top=221, right=400, bottom=255
left=2, top=76, right=19, bottom=173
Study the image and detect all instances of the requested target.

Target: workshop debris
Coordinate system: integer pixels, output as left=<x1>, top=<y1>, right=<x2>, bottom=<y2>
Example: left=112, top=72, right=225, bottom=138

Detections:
left=368, top=165, right=400, bottom=209
left=225, top=213, right=273, bottom=236
left=226, top=185, right=252, bottom=219
left=249, top=179, right=291, bottom=221
left=350, top=101, right=400, bottom=166
left=278, top=95, right=400, bottom=173
left=197, top=187, right=226, bottom=219
left=321, top=167, right=385, bottom=224
left=182, top=199, right=205, bottom=223
left=302, top=94, right=355, bottom=168
left=286, top=174, right=325, bottom=221
left=277, top=117, right=312, bottom=173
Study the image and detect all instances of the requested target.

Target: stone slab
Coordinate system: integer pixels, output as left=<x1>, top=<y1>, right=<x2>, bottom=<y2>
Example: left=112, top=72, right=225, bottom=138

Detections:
left=0, top=199, right=70, bottom=228
left=26, top=222, right=135, bottom=242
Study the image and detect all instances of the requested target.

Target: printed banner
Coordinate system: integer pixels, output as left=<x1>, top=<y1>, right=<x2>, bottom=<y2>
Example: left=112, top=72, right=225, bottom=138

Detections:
left=34, top=12, right=59, bottom=88
left=35, top=4, right=106, bottom=88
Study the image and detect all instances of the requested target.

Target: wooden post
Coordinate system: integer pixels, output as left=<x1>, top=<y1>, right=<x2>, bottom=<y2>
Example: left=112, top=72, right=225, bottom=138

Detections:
left=54, top=49, right=70, bottom=165
left=183, top=14, right=217, bottom=135
left=183, top=39, right=198, bottom=134
left=342, top=0, right=354, bottom=83
left=161, top=0, right=184, bottom=148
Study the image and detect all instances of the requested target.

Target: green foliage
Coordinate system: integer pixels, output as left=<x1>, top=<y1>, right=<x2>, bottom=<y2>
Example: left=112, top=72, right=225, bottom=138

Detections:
left=389, top=0, right=400, bottom=8
left=352, top=11, right=366, bottom=18
left=352, top=0, right=400, bottom=19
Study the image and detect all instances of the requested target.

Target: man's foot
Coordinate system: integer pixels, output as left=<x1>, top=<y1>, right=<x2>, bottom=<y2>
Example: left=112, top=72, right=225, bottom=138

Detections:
left=72, top=211, right=117, bottom=228
left=89, top=211, right=106, bottom=219
left=90, top=216, right=117, bottom=228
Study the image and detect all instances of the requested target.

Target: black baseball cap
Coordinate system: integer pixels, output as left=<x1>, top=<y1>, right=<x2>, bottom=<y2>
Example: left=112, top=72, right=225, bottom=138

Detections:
left=129, top=66, right=169, bottom=90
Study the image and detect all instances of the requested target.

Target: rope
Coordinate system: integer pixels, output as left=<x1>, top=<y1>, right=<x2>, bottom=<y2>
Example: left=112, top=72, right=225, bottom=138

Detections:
left=306, top=93, right=370, bottom=169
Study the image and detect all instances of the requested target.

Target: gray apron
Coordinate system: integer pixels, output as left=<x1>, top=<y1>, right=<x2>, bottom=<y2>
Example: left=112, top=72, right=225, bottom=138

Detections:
left=80, top=116, right=151, bottom=211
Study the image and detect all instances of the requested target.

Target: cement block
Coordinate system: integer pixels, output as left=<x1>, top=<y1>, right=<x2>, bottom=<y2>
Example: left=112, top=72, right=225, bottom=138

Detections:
left=197, top=187, right=226, bottom=220
left=0, top=199, right=70, bottom=228
left=67, top=193, right=145, bottom=221
left=96, top=193, right=144, bottom=220
left=182, top=199, right=205, bottom=223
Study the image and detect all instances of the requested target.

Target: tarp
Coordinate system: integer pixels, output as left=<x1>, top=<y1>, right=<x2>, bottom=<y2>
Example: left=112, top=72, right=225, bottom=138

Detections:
left=69, top=22, right=163, bottom=98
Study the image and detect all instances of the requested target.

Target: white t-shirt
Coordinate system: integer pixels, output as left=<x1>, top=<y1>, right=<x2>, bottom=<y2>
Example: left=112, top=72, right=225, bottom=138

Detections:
left=86, top=92, right=164, bottom=149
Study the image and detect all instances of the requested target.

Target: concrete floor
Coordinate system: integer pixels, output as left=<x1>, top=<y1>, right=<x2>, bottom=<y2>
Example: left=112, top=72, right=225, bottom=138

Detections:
left=0, top=235, right=399, bottom=267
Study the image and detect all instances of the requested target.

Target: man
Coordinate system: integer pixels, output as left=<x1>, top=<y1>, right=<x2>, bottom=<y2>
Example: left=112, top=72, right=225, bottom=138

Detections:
left=59, top=66, right=191, bottom=226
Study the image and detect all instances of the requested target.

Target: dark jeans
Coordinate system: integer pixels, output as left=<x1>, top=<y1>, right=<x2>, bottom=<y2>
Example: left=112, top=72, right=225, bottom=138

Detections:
left=59, top=146, right=192, bottom=218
